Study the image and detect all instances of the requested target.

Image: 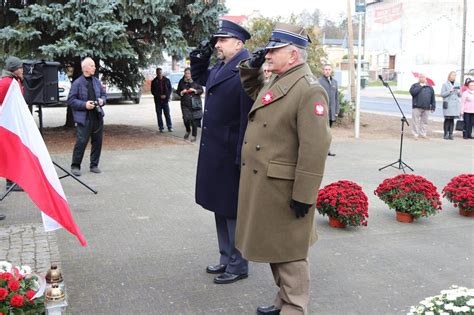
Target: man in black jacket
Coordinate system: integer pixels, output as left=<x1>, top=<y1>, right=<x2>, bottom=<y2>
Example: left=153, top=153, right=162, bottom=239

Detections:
left=409, top=74, right=436, bottom=139
left=150, top=68, right=173, bottom=132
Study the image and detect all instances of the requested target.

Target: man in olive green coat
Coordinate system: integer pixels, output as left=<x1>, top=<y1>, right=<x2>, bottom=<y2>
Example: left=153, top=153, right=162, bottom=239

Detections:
left=236, top=23, right=331, bottom=315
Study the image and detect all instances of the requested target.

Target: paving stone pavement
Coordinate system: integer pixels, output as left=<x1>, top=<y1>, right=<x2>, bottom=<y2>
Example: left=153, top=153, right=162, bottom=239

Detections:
left=0, top=97, right=473, bottom=314
left=0, top=223, right=61, bottom=274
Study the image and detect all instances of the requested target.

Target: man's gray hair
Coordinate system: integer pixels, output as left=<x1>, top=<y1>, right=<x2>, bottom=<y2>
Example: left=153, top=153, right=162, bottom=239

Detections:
left=81, top=57, right=94, bottom=70
left=297, top=47, right=308, bottom=63
left=286, top=45, right=307, bottom=63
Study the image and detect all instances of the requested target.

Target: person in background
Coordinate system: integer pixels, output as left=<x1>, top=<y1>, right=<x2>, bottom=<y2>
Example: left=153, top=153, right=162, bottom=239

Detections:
left=150, top=68, right=173, bottom=132
left=460, top=79, right=474, bottom=139
left=176, top=67, right=203, bottom=142
left=68, top=57, right=106, bottom=176
left=409, top=74, right=436, bottom=140
left=461, top=77, right=471, bottom=94
left=262, top=63, right=272, bottom=83
left=440, top=71, right=461, bottom=140
left=318, top=64, right=338, bottom=156
left=190, top=20, right=253, bottom=285
left=0, top=56, right=25, bottom=198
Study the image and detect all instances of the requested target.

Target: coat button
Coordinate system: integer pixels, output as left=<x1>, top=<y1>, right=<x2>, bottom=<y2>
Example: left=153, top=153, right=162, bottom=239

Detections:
left=263, top=122, right=267, bottom=127
left=204, top=126, right=207, bottom=130
left=250, top=118, right=254, bottom=122
left=253, top=169, right=258, bottom=174
left=256, top=145, right=261, bottom=151
left=242, top=162, right=246, bottom=166
left=244, top=141, right=247, bottom=144
left=209, top=92, right=213, bottom=96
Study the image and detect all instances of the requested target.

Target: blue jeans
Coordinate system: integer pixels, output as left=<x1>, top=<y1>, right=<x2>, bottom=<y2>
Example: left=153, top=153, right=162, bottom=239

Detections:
left=154, top=99, right=172, bottom=131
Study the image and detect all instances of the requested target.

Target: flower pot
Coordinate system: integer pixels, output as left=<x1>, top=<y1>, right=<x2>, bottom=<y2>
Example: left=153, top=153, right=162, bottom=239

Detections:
left=459, top=207, right=474, bottom=217
left=328, top=216, right=346, bottom=228
left=396, top=211, right=414, bottom=223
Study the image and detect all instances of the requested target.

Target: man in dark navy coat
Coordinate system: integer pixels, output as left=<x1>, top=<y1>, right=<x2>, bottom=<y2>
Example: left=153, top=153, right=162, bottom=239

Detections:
left=190, top=20, right=253, bottom=284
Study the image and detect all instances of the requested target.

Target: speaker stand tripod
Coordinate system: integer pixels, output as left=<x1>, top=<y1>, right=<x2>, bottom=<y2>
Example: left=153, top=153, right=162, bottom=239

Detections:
left=1, top=104, right=97, bottom=202
left=377, top=76, right=414, bottom=174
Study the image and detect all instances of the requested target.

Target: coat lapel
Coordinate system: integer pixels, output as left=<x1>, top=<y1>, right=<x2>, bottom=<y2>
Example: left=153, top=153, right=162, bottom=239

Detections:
left=250, top=64, right=312, bottom=115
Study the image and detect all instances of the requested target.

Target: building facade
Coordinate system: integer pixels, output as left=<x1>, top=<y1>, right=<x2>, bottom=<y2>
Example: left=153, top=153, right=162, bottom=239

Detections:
left=365, top=0, right=473, bottom=90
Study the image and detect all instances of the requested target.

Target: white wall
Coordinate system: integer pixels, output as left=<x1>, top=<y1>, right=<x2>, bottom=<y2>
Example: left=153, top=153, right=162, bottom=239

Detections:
left=365, top=0, right=474, bottom=90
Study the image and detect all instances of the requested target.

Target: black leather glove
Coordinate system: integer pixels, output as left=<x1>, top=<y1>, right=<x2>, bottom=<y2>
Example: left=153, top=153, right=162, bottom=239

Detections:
left=190, top=39, right=215, bottom=60
left=248, top=48, right=267, bottom=68
left=290, top=199, right=313, bottom=218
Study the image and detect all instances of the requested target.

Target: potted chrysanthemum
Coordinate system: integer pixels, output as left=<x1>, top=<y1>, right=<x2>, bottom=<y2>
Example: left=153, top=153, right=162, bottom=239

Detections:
left=374, top=174, right=442, bottom=223
left=408, top=285, right=474, bottom=314
left=316, top=180, right=369, bottom=228
left=442, top=174, right=474, bottom=217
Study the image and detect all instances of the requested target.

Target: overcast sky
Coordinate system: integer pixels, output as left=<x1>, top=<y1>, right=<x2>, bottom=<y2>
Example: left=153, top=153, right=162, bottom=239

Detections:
left=225, top=0, right=355, bottom=22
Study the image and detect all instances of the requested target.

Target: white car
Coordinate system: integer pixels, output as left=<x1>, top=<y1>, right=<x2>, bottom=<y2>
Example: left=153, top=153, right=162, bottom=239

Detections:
left=58, top=71, right=71, bottom=103
left=102, top=81, right=142, bottom=104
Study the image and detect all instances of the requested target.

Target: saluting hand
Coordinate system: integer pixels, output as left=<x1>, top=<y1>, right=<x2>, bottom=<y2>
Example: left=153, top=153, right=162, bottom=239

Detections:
left=248, top=48, right=268, bottom=69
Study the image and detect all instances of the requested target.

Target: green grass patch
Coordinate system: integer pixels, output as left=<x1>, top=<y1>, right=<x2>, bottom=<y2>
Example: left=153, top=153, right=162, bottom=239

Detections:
left=368, top=81, right=397, bottom=87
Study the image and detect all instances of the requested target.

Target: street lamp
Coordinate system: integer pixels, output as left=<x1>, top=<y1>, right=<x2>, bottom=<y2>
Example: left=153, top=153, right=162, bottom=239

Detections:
left=355, top=0, right=365, bottom=138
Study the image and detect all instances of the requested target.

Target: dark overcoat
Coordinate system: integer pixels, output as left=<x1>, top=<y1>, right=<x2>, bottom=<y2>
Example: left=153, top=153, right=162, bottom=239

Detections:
left=176, top=78, right=203, bottom=122
left=318, top=76, right=339, bottom=121
left=191, top=48, right=253, bottom=218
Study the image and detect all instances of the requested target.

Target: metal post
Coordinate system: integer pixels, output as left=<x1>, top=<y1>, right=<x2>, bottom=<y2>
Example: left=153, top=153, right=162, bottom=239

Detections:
left=460, top=0, right=467, bottom=85
left=355, top=12, right=363, bottom=138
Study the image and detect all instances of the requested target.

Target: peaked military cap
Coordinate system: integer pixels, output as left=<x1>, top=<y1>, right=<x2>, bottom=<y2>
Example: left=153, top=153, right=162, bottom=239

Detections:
left=214, top=19, right=251, bottom=43
left=266, top=22, right=311, bottom=49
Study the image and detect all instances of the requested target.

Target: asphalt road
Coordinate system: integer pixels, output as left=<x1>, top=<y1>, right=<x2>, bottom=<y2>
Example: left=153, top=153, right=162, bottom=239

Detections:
left=360, top=96, right=444, bottom=119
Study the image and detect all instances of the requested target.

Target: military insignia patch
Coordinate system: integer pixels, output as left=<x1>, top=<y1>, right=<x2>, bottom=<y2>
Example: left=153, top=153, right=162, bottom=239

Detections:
left=262, top=91, right=273, bottom=105
left=314, top=102, right=325, bottom=116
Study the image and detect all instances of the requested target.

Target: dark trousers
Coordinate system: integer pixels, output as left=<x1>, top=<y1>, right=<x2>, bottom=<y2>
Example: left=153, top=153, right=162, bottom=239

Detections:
left=184, top=120, right=197, bottom=137
left=464, top=112, right=474, bottom=139
left=443, top=118, right=454, bottom=136
left=154, top=99, right=172, bottom=130
left=71, top=119, right=103, bottom=169
left=214, top=213, right=248, bottom=275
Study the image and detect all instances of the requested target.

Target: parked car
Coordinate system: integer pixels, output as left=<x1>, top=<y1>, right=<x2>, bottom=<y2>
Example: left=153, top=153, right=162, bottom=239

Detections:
left=102, top=81, right=142, bottom=104
left=168, top=72, right=183, bottom=101
left=106, top=85, right=142, bottom=104
left=58, top=71, right=71, bottom=103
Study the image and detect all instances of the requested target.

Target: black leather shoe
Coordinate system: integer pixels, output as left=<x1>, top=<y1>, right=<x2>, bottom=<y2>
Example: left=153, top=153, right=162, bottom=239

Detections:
left=213, top=272, right=248, bottom=284
left=206, top=264, right=226, bottom=274
left=257, top=305, right=280, bottom=314
left=328, top=151, right=336, bottom=157
left=0, top=214, right=6, bottom=221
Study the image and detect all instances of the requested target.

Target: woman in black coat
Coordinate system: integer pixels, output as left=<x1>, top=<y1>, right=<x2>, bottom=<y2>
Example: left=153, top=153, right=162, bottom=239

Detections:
left=176, top=68, right=203, bottom=142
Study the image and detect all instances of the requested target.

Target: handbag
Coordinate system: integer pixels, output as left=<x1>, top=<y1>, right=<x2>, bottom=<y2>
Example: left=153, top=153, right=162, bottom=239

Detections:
left=442, top=101, right=448, bottom=109
left=455, top=120, right=465, bottom=131
left=191, top=96, right=202, bottom=110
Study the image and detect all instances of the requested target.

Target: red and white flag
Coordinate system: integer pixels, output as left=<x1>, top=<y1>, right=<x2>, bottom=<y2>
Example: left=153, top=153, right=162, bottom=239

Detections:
left=0, top=80, right=87, bottom=246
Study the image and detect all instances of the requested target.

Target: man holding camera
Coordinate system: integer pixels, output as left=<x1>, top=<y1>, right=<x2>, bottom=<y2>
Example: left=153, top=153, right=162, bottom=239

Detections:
left=68, top=57, right=106, bottom=176
left=190, top=20, right=253, bottom=284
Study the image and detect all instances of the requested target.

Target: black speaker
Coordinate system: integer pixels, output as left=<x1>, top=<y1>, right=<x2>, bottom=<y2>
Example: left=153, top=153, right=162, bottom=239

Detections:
left=23, top=60, right=60, bottom=105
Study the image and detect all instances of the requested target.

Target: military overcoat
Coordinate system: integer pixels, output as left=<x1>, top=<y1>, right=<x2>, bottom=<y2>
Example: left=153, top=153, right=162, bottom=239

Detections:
left=235, top=63, right=332, bottom=263
left=191, top=49, right=253, bottom=218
